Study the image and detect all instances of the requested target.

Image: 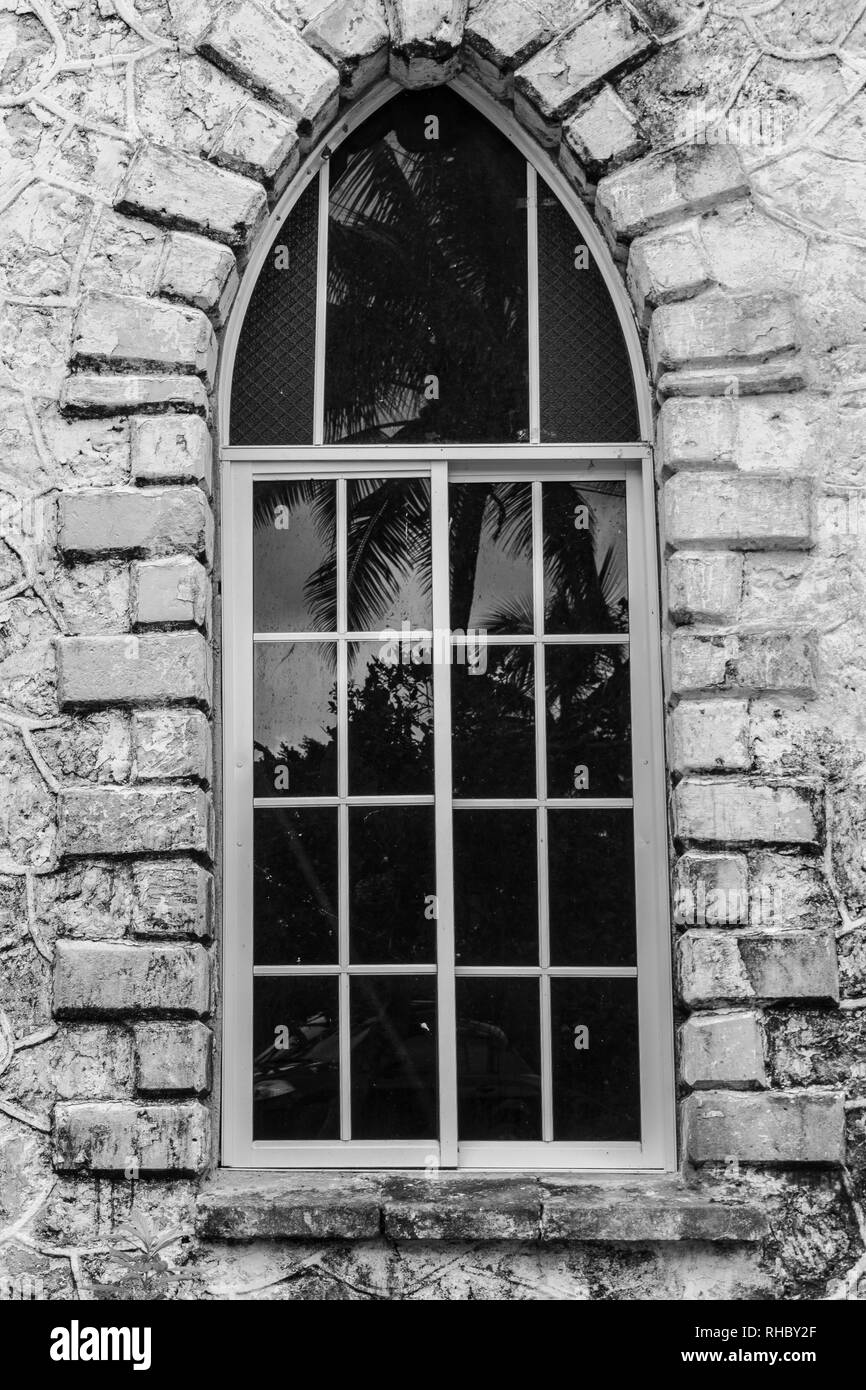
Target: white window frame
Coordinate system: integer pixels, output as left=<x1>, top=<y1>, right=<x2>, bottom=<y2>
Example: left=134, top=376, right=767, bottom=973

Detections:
left=219, top=78, right=675, bottom=1172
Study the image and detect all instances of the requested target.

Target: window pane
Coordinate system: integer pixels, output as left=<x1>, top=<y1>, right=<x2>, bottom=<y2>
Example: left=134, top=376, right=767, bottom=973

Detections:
left=348, top=641, right=434, bottom=796
left=548, top=810, right=636, bottom=966
left=551, top=978, right=640, bottom=1141
left=542, top=481, right=628, bottom=634
left=350, top=976, right=438, bottom=1139
left=537, top=180, right=638, bottom=442
left=254, top=642, right=337, bottom=797
left=254, top=480, right=337, bottom=633
left=456, top=979, right=541, bottom=1140
left=253, top=976, right=339, bottom=1139
left=349, top=806, right=436, bottom=963
left=451, top=647, right=536, bottom=797
left=232, top=178, right=318, bottom=445
left=325, top=88, right=528, bottom=444
left=254, top=808, right=338, bottom=965
left=454, top=809, right=538, bottom=966
left=449, top=482, right=533, bottom=635
left=545, top=644, right=632, bottom=798
left=346, top=478, right=432, bottom=631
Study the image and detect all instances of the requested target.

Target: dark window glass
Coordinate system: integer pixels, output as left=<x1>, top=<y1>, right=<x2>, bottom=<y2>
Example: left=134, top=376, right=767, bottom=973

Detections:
left=456, top=978, right=541, bottom=1140
left=253, top=976, right=340, bottom=1139
left=551, top=978, right=640, bottom=1141
left=453, top=809, right=538, bottom=966
left=325, top=88, right=528, bottom=443
left=548, top=810, right=636, bottom=966
left=545, top=645, right=632, bottom=798
left=348, top=641, right=434, bottom=796
left=254, top=808, right=338, bottom=965
left=538, top=181, right=638, bottom=442
left=350, top=976, right=438, bottom=1139
left=449, top=482, right=533, bottom=634
left=254, top=642, right=337, bottom=797
left=232, top=179, right=318, bottom=445
left=542, top=481, right=628, bottom=634
left=451, top=646, right=536, bottom=798
left=253, top=480, right=337, bottom=633
left=349, top=806, right=436, bottom=963
left=346, top=478, right=432, bottom=630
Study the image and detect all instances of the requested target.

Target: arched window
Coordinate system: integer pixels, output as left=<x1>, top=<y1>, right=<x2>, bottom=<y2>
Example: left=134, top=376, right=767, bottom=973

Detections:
left=222, top=81, right=673, bottom=1171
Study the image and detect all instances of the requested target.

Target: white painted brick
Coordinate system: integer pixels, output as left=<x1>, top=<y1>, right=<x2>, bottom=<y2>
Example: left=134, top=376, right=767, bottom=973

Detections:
left=681, top=1012, right=767, bottom=1088
left=670, top=700, right=750, bottom=773
left=667, top=551, right=742, bottom=625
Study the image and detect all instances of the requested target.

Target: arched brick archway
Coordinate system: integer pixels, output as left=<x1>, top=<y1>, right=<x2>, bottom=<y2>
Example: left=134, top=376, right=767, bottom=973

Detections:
left=0, top=0, right=864, bottom=1300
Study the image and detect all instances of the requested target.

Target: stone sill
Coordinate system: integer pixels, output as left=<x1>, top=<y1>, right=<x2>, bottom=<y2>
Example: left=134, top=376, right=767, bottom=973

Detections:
left=195, top=1170, right=768, bottom=1244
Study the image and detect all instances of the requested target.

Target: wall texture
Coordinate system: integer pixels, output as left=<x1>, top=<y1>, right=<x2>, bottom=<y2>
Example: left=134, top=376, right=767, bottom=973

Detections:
left=1, top=0, right=865, bottom=1300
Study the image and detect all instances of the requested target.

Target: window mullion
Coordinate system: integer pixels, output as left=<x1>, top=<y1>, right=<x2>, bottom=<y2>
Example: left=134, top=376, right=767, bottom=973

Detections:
left=313, top=161, right=330, bottom=446
left=532, top=479, right=554, bottom=1142
left=337, top=478, right=351, bottom=1141
left=431, top=461, right=458, bottom=1166
left=527, top=164, right=540, bottom=446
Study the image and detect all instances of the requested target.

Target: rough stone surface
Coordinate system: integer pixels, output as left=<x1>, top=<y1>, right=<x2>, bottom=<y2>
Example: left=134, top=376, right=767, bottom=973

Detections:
left=134, top=1021, right=213, bottom=1094
left=597, top=145, right=748, bottom=241
left=385, top=0, right=469, bottom=87
left=131, top=861, right=214, bottom=940
left=132, top=709, right=212, bottom=784
left=116, top=144, right=268, bottom=248
left=667, top=551, right=743, bottom=625
left=670, top=630, right=817, bottom=699
left=58, top=787, right=213, bottom=857
left=54, top=941, right=211, bottom=1017
left=132, top=557, right=210, bottom=627
left=681, top=1012, right=767, bottom=1089
left=674, top=778, right=821, bottom=846
left=130, top=416, right=213, bottom=492
left=670, top=700, right=750, bottom=772
left=684, top=1092, right=845, bottom=1165
left=561, top=85, right=649, bottom=188
left=679, top=931, right=839, bottom=1007
left=59, top=487, right=212, bottom=560
left=665, top=474, right=813, bottom=550
left=650, top=294, right=799, bottom=378
left=60, top=374, right=209, bottom=417
left=54, top=1102, right=210, bottom=1174
left=72, top=292, right=217, bottom=386
left=304, top=0, right=390, bottom=96
left=57, top=633, right=212, bottom=708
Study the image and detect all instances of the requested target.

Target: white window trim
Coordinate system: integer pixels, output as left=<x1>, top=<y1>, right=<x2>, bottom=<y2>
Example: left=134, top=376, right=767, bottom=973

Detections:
left=218, top=75, right=674, bottom=1171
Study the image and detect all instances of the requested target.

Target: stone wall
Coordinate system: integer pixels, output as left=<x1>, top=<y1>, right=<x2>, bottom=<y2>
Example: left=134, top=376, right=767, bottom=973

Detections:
left=1, top=0, right=865, bottom=1300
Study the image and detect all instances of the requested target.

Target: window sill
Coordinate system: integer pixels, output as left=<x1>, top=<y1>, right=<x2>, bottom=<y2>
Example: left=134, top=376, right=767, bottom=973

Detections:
left=195, top=1171, right=767, bottom=1245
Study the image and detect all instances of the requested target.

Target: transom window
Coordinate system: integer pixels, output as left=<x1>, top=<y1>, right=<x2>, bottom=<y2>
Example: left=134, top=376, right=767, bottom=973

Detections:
left=222, top=81, right=673, bottom=1170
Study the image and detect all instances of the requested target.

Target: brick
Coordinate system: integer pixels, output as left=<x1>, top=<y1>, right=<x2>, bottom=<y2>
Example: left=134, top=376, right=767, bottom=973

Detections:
left=132, top=557, right=209, bottom=627
left=627, top=222, right=710, bottom=323
left=58, top=787, right=213, bottom=857
left=678, top=930, right=839, bottom=1007
left=133, top=709, right=212, bottom=784
left=748, top=852, right=836, bottom=933
left=59, top=486, right=211, bottom=559
left=656, top=358, right=807, bottom=399
left=57, top=632, right=211, bottom=708
left=514, top=3, right=653, bottom=147
left=670, top=630, right=817, bottom=698
left=130, top=416, right=212, bottom=492
left=560, top=85, right=648, bottom=189
left=657, top=397, right=737, bottom=471
left=684, top=1090, right=845, bottom=1165
left=199, top=0, right=339, bottom=137
left=667, top=552, right=742, bottom=625
left=209, top=99, right=299, bottom=190
left=134, top=1021, right=212, bottom=1093
left=665, top=473, right=813, bottom=550
left=670, top=700, right=750, bottom=773
left=681, top=1012, right=767, bottom=1088
left=304, top=0, right=389, bottom=97
left=673, top=852, right=749, bottom=928
left=465, top=0, right=586, bottom=98
left=385, top=0, right=468, bottom=87
left=54, top=941, right=211, bottom=1016
left=72, top=292, right=217, bottom=387
left=650, top=293, right=799, bottom=378
left=596, top=145, right=748, bottom=241
left=131, top=860, right=213, bottom=938
left=159, top=232, right=239, bottom=323
left=116, top=144, right=267, bottom=248
left=674, top=778, right=821, bottom=845
left=53, top=1101, right=210, bottom=1174
left=60, top=373, right=209, bottom=417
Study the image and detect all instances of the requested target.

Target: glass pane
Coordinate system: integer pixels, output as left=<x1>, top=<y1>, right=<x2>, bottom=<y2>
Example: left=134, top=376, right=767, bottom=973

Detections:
left=454, top=809, right=538, bottom=966
left=537, top=179, right=638, bottom=442
left=325, top=88, right=528, bottom=444
left=551, top=978, right=640, bottom=1141
left=350, top=976, right=438, bottom=1139
left=346, top=478, right=432, bottom=630
left=232, top=178, right=318, bottom=446
left=451, top=647, right=535, bottom=797
left=548, top=810, right=636, bottom=966
left=542, top=481, right=628, bottom=634
left=348, top=641, right=433, bottom=795
left=253, top=642, right=337, bottom=797
left=456, top=979, right=541, bottom=1140
left=253, top=480, right=337, bottom=633
left=349, top=806, right=436, bottom=963
left=253, top=976, right=339, bottom=1139
left=545, top=645, right=632, bottom=798
left=254, top=808, right=338, bottom=965
left=449, top=482, right=533, bottom=635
